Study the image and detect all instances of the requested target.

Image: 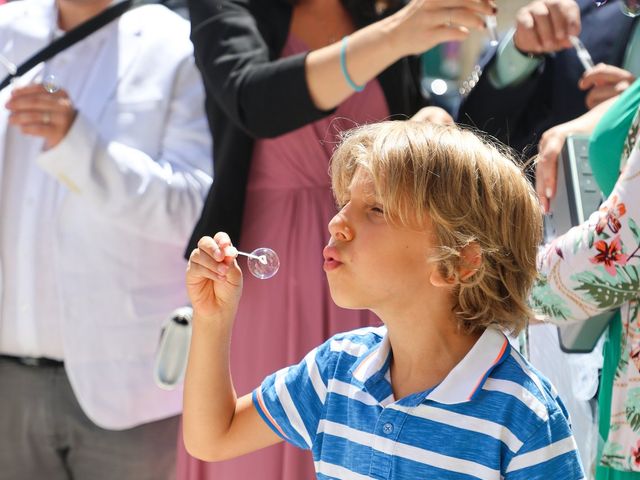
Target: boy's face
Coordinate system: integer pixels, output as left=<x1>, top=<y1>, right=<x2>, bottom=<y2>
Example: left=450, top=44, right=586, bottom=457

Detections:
left=323, top=168, right=447, bottom=315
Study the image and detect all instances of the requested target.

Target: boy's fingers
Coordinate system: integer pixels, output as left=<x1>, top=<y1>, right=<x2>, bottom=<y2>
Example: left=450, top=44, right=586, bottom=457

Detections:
left=186, top=261, right=226, bottom=283
left=194, top=235, right=223, bottom=262
left=213, top=231, right=232, bottom=247
left=189, top=246, right=229, bottom=276
left=196, top=235, right=217, bottom=253
left=211, top=232, right=240, bottom=265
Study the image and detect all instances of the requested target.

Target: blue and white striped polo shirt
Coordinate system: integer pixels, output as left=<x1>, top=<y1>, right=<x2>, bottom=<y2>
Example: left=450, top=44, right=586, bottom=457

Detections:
left=253, top=326, right=584, bottom=479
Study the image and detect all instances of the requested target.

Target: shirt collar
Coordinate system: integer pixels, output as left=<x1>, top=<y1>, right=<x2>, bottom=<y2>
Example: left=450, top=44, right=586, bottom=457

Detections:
left=349, top=327, right=511, bottom=405
left=426, top=327, right=510, bottom=404
left=350, top=331, right=391, bottom=384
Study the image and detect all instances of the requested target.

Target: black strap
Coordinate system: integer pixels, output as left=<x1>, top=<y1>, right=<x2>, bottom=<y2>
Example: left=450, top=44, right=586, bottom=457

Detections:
left=0, top=0, right=134, bottom=90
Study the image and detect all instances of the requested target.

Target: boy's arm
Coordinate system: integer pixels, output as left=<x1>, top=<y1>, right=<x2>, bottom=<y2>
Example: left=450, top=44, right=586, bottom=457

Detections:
left=182, top=234, right=282, bottom=462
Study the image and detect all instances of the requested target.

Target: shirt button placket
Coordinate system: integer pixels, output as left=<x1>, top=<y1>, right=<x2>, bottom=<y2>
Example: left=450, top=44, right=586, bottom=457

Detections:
left=369, top=412, right=400, bottom=479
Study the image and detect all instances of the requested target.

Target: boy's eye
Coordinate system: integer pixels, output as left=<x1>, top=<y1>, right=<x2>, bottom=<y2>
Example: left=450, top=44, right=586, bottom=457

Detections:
left=370, top=206, right=384, bottom=214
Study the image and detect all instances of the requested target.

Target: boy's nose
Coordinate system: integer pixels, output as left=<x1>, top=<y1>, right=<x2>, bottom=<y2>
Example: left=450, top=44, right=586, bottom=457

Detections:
left=328, top=211, right=353, bottom=242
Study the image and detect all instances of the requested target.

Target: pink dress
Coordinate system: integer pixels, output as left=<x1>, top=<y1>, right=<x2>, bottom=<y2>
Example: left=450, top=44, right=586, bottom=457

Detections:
left=177, top=33, right=389, bottom=480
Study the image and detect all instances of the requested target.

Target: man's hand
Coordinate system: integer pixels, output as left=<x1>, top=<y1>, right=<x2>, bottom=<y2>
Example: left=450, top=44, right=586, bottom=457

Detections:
left=513, top=0, right=580, bottom=55
left=5, top=83, right=77, bottom=150
left=579, top=63, right=635, bottom=109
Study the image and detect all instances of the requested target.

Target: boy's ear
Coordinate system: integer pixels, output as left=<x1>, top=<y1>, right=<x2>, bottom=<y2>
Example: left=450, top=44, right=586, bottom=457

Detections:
left=429, top=242, right=482, bottom=287
left=458, top=242, right=482, bottom=281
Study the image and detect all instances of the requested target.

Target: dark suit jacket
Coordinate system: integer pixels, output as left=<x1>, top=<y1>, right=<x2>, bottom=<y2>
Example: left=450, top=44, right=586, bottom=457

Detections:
left=185, top=0, right=426, bottom=254
left=458, top=0, right=635, bottom=158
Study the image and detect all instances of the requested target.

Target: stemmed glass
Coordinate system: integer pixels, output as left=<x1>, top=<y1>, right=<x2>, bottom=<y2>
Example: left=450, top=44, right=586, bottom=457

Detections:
left=485, top=15, right=499, bottom=47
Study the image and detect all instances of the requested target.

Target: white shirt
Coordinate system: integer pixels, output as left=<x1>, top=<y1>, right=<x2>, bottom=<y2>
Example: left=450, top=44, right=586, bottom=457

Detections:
left=0, top=14, right=113, bottom=359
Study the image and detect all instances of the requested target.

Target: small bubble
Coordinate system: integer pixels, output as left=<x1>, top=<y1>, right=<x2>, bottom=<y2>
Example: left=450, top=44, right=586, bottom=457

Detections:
left=246, top=248, right=280, bottom=279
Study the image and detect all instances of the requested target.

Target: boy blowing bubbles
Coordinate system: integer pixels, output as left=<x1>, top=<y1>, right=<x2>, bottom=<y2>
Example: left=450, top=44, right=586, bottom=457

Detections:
left=183, top=121, right=584, bottom=479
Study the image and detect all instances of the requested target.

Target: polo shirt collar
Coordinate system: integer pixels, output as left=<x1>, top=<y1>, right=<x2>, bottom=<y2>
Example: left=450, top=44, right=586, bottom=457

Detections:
left=351, top=332, right=391, bottom=384
left=349, top=327, right=511, bottom=405
left=426, top=327, right=510, bottom=404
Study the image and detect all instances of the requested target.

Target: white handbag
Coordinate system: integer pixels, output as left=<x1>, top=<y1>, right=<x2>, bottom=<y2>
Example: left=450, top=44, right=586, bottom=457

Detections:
left=153, top=306, right=192, bottom=390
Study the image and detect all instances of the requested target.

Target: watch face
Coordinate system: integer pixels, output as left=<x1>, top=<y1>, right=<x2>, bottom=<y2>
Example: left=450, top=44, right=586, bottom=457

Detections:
left=595, top=0, right=640, bottom=17
left=621, top=0, right=640, bottom=16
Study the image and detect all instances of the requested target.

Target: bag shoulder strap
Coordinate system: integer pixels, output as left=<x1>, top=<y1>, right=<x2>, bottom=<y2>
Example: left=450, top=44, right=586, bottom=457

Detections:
left=0, top=0, right=133, bottom=90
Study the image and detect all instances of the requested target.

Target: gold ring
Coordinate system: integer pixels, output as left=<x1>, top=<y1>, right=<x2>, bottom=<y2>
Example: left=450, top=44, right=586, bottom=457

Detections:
left=42, top=112, right=51, bottom=125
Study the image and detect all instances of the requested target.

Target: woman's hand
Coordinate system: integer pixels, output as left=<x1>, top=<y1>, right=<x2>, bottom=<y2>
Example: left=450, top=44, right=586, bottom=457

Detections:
left=5, top=83, right=77, bottom=150
left=186, top=233, right=243, bottom=321
left=535, top=95, right=620, bottom=212
left=389, top=0, right=496, bottom=57
left=411, top=106, right=454, bottom=125
left=536, top=123, right=571, bottom=212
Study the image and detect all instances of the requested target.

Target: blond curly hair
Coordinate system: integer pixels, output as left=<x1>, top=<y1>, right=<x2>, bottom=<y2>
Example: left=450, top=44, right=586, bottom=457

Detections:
left=330, top=120, right=543, bottom=335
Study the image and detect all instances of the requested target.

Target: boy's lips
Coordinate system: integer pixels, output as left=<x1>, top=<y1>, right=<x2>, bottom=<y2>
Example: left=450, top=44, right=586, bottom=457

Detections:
left=322, top=246, right=343, bottom=271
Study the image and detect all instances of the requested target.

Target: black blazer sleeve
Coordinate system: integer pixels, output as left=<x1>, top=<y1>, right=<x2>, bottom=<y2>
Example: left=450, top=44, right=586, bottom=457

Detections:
left=188, top=0, right=334, bottom=138
left=457, top=48, right=545, bottom=155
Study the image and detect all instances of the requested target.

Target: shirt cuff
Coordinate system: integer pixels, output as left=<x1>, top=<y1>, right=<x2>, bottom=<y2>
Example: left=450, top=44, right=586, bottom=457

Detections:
left=488, top=28, right=543, bottom=89
left=36, top=113, right=98, bottom=194
left=252, top=388, right=289, bottom=442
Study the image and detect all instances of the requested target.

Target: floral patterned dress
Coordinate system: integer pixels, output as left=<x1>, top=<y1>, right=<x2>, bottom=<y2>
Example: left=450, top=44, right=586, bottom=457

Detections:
left=532, top=80, right=640, bottom=478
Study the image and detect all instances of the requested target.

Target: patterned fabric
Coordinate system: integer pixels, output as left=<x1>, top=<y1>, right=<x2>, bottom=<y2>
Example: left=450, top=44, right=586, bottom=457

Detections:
left=533, top=113, right=640, bottom=472
left=253, top=327, right=584, bottom=479
left=622, top=108, right=640, bottom=166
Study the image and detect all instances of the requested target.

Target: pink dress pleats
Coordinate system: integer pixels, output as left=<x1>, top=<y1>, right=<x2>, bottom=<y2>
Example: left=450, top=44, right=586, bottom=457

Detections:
left=177, top=33, right=390, bottom=480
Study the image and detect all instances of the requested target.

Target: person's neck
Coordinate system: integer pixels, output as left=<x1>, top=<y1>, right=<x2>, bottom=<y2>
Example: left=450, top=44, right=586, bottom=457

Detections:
left=57, top=0, right=112, bottom=31
left=377, top=302, right=482, bottom=401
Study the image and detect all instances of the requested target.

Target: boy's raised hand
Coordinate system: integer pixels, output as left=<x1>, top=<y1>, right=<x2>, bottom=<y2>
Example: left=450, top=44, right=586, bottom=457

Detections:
left=186, top=233, right=243, bottom=320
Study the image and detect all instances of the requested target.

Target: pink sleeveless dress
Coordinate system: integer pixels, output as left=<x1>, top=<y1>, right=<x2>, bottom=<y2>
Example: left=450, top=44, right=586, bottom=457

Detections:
left=177, top=33, right=389, bottom=480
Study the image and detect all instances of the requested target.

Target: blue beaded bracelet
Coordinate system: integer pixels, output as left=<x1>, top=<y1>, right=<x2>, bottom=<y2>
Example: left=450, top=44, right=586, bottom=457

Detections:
left=340, top=36, right=365, bottom=92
